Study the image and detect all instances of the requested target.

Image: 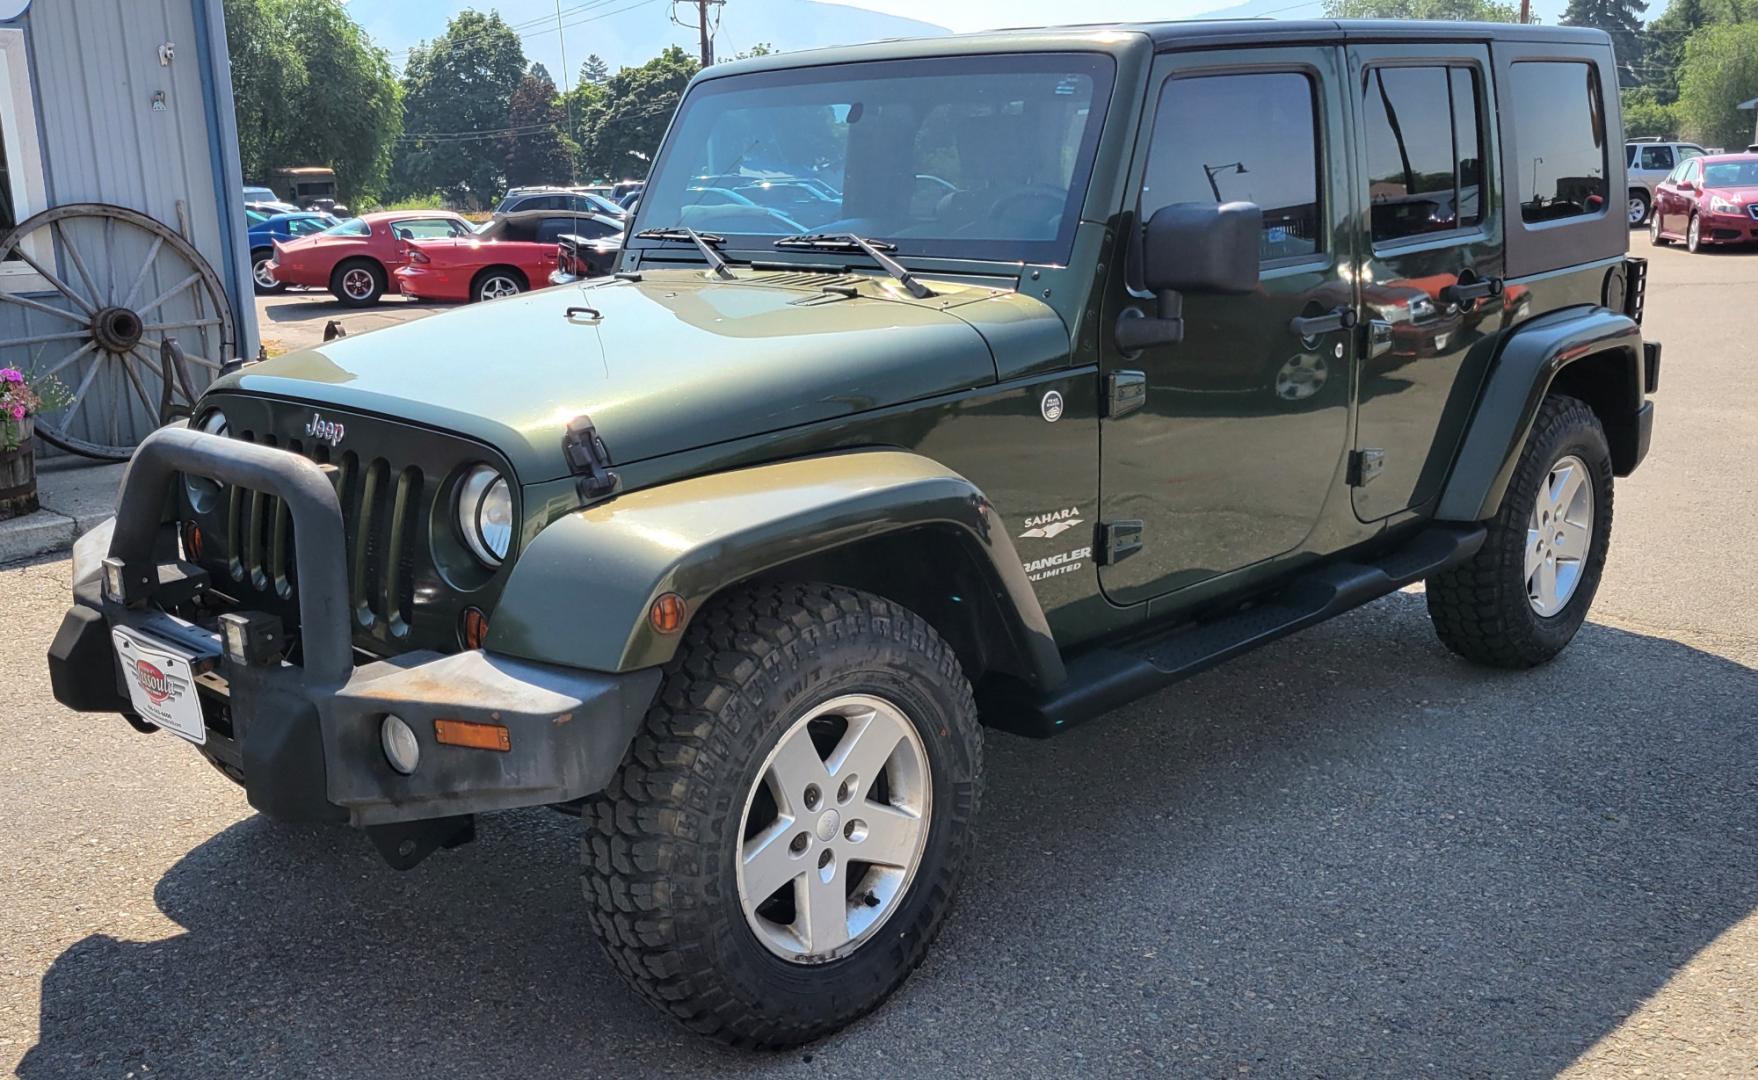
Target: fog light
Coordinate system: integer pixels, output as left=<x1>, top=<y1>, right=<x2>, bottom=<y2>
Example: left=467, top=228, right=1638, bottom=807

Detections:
left=219, top=611, right=284, bottom=667
left=381, top=714, right=420, bottom=775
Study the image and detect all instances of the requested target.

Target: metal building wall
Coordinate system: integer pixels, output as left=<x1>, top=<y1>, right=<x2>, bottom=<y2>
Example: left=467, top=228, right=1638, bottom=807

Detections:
left=3, top=0, right=255, bottom=455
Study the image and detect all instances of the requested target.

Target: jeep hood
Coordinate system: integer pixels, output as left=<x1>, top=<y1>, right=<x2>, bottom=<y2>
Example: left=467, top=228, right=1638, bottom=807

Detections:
left=217, top=272, right=1010, bottom=482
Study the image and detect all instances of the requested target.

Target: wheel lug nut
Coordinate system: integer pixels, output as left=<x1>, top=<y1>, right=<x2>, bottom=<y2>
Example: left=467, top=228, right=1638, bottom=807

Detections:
left=837, top=776, right=858, bottom=804
left=790, top=833, right=809, bottom=855
left=844, top=819, right=868, bottom=842
left=802, top=784, right=821, bottom=811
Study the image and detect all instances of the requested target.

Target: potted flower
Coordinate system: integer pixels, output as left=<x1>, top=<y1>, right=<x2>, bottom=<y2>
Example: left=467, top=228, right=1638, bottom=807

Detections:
left=2, top=367, right=67, bottom=520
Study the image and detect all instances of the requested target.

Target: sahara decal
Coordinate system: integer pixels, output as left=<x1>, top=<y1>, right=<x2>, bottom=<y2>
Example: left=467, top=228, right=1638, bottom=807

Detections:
left=1024, top=545, right=1092, bottom=583
left=1019, top=506, right=1085, bottom=540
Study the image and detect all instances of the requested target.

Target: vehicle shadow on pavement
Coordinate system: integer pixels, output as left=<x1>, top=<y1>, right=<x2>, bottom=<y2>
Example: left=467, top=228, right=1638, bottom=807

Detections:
left=18, top=592, right=1758, bottom=1079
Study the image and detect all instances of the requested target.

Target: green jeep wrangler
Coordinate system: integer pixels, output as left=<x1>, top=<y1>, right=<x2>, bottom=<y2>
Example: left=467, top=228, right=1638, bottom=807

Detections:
left=49, top=19, right=1657, bottom=1047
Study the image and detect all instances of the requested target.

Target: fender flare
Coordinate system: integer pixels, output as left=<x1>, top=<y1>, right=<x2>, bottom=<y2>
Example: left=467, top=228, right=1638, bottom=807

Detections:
left=485, top=450, right=1064, bottom=686
left=1436, top=306, right=1643, bottom=522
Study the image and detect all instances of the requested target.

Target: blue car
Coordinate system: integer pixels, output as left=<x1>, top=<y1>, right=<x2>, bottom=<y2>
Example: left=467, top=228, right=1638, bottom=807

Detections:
left=247, top=211, right=337, bottom=293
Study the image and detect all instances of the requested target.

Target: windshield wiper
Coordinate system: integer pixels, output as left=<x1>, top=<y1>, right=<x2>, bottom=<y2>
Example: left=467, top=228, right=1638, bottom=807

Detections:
left=772, top=232, right=935, bottom=299
left=635, top=226, right=735, bottom=280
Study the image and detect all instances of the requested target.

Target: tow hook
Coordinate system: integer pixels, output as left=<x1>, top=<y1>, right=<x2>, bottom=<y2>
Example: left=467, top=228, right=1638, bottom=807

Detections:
left=365, top=814, right=476, bottom=870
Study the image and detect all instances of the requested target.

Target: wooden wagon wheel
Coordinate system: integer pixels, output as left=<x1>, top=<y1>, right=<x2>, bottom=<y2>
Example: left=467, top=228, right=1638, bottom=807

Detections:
left=0, top=203, right=237, bottom=460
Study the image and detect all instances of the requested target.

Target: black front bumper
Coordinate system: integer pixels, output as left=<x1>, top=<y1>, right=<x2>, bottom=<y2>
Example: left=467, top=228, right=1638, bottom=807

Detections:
left=47, top=426, right=659, bottom=828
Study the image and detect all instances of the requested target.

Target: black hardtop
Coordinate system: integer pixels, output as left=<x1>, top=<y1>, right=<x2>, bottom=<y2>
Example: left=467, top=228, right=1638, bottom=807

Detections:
left=706, top=19, right=1610, bottom=79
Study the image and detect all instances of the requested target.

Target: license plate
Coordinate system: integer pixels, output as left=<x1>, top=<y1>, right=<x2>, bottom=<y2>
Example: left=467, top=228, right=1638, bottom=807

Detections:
left=111, top=626, right=207, bottom=745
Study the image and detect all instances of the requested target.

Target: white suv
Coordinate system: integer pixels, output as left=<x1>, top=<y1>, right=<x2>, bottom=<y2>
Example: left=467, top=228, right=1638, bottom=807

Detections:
left=1627, top=140, right=1708, bottom=224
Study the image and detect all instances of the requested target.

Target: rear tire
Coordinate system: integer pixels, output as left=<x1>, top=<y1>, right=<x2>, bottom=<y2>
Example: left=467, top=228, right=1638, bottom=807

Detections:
left=1648, top=212, right=1667, bottom=246
left=581, top=582, right=983, bottom=1048
left=1426, top=394, right=1613, bottom=668
left=471, top=267, right=526, bottom=303
left=251, top=248, right=285, bottom=294
left=1627, top=189, right=1650, bottom=226
left=331, top=258, right=385, bottom=306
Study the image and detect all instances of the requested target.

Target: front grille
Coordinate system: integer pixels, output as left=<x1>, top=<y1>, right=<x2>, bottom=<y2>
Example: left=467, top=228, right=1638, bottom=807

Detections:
left=186, top=397, right=517, bottom=657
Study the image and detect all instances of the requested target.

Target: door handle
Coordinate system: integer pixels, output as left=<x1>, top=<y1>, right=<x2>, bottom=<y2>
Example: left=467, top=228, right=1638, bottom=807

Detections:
left=1289, top=306, right=1358, bottom=338
left=1440, top=276, right=1504, bottom=307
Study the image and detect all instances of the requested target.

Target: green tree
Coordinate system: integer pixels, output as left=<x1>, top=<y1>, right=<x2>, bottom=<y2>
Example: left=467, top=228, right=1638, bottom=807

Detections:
left=505, top=66, right=576, bottom=186
left=579, top=46, right=698, bottom=182
left=1563, top=0, right=1649, bottom=84
left=1321, top=0, right=1519, bottom=19
left=1677, top=22, right=1758, bottom=149
left=1621, top=86, right=1683, bottom=136
left=223, top=0, right=402, bottom=203
left=580, top=53, right=610, bottom=85
left=391, top=11, right=528, bottom=207
left=1641, top=0, right=1710, bottom=102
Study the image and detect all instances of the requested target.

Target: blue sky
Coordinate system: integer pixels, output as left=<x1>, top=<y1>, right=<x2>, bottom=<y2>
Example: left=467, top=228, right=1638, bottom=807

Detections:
left=347, top=0, right=1577, bottom=80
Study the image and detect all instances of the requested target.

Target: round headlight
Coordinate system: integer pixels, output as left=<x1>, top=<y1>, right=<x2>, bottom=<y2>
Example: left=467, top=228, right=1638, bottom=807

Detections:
left=456, top=464, right=513, bottom=566
left=183, top=409, right=230, bottom=511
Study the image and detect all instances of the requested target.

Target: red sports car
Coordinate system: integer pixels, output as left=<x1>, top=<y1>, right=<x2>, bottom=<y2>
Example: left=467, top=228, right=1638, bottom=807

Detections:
left=394, top=211, right=625, bottom=303
left=1650, top=152, right=1758, bottom=252
left=267, top=210, right=475, bottom=306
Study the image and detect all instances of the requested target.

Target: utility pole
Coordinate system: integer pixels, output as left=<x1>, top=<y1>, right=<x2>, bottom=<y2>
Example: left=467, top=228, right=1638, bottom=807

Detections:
left=690, top=0, right=723, bottom=67
left=1520, top=0, right=1530, bottom=22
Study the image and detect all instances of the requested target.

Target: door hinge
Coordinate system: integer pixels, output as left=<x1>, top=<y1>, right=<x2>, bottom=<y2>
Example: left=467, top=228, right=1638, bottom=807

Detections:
left=1105, top=370, right=1147, bottom=419
left=1099, top=520, right=1143, bottom=565
left=1348, top=448, right=1386, bottom=487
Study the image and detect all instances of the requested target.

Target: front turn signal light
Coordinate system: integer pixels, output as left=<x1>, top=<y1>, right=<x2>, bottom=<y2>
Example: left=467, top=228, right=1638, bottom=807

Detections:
left=650, top=592, right=687, bottom=634
left=434, top=718, right=510, bottom=752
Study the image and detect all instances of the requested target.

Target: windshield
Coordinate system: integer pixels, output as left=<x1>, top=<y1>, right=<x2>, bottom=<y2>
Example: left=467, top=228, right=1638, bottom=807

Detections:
left=635, top=53, right=1114, bottom=263
left=322, top=217, right=370, bottom=237
left=1704, top=160, right=1758, bottom=187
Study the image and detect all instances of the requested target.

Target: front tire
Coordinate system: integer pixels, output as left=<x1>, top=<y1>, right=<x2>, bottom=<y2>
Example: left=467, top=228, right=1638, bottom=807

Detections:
left=1687, top=212, right=1704, bottom=253
left=582, top=583, right=983, bottom=1047
left=1426, top=394, right=1613, bottom=668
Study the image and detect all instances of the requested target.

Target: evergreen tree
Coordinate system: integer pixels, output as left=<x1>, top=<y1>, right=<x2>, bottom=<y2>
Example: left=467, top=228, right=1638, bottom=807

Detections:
left=1643, top=0, right=1710, bottom=102
left=1563, top=0, right=1650, bottom=85
left=580, top=54, right=610, bottom=85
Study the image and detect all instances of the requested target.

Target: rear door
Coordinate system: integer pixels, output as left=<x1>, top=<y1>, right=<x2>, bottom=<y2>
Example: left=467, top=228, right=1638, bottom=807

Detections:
left=1347, top=42, right=1506, bottom=521
left=1097, top=45, right=1358, bottom=605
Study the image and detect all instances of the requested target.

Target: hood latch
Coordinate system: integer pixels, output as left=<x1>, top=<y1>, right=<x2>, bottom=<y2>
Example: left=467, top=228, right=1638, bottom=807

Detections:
left=563, top=415, right=618, bottom=500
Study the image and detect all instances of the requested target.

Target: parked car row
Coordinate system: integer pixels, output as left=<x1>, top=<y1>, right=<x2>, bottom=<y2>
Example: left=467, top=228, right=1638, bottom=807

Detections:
left=259, top=208, right=626, bottom=306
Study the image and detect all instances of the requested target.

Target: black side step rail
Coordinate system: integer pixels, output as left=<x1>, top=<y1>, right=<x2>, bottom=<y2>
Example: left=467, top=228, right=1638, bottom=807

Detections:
left=986, top=525, right=1486, bottom=738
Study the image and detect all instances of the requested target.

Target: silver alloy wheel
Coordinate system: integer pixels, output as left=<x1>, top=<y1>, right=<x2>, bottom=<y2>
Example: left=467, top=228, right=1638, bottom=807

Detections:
left=253, top=257, right=278, bottom=289
left=1628, top=194, right=1648, bottom=225
left=341, top=266, right=377, bottom=300
left=479, top=274, right=521, bottom=300
left=1650, top=213, right=1661, bottom=243
left=736, top=693, right=932, bottom=964
left=1526, top=453, right=1594, bottom=617
left=1687, top=214, right=1701, bottom=251
left=1274, top=352, right=1328, bottom=401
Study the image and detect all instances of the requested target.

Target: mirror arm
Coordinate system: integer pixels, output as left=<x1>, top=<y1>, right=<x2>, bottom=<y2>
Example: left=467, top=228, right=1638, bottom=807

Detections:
left=1116, top=289, right=1185, bottom=351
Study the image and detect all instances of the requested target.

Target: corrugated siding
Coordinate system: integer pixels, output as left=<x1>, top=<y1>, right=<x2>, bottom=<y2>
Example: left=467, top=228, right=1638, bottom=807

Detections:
left=6, top=0, right=248, bottom=455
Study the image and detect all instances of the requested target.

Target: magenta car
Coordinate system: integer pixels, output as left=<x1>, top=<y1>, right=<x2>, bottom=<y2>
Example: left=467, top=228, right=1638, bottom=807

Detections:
left=1650, top=153, right=1758, bottom=252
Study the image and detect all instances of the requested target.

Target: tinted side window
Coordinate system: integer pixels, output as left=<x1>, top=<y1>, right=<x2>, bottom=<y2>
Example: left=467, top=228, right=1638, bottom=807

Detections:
left=1510, top=61, right=1607, bottom=224
left=1680, top=145, right=1706, bottom=160
left=1363, top=65, right=1485, bottom=243
left=1141, top=71, right=1322, bottom=262
left=537, top=218, right=579, bottom=243
left=399, top=218, right=464, bottom=239
left=1639, top=145, right=1674, bottom=170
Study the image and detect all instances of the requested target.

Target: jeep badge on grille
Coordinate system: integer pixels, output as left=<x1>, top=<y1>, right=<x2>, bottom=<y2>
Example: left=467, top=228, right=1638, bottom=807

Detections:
left=304, top=412, right=345, bottom=447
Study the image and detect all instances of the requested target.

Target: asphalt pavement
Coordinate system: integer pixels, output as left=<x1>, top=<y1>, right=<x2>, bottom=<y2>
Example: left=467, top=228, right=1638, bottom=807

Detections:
left=1, top=239, right=1754, bottom=1079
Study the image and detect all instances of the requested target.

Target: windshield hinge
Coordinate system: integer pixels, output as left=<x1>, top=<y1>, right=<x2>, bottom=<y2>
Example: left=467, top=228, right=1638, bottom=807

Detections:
left=563, top=416, right=619, bottom=500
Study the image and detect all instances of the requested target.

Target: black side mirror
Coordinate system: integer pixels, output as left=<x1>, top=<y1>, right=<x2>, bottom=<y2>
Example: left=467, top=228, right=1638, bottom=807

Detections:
left=1118, top=201, right=1262, bottom=352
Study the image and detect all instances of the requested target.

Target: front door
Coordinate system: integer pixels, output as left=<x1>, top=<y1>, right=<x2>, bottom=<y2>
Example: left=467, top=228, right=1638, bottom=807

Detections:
left=1349, top=43, right=1507, bottom=521
left=1098, top=46, right=1357, bottom=606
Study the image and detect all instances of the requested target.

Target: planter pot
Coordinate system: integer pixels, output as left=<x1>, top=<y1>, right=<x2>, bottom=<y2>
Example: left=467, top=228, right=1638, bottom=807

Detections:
left=1, top=416, right=37, bottom=520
